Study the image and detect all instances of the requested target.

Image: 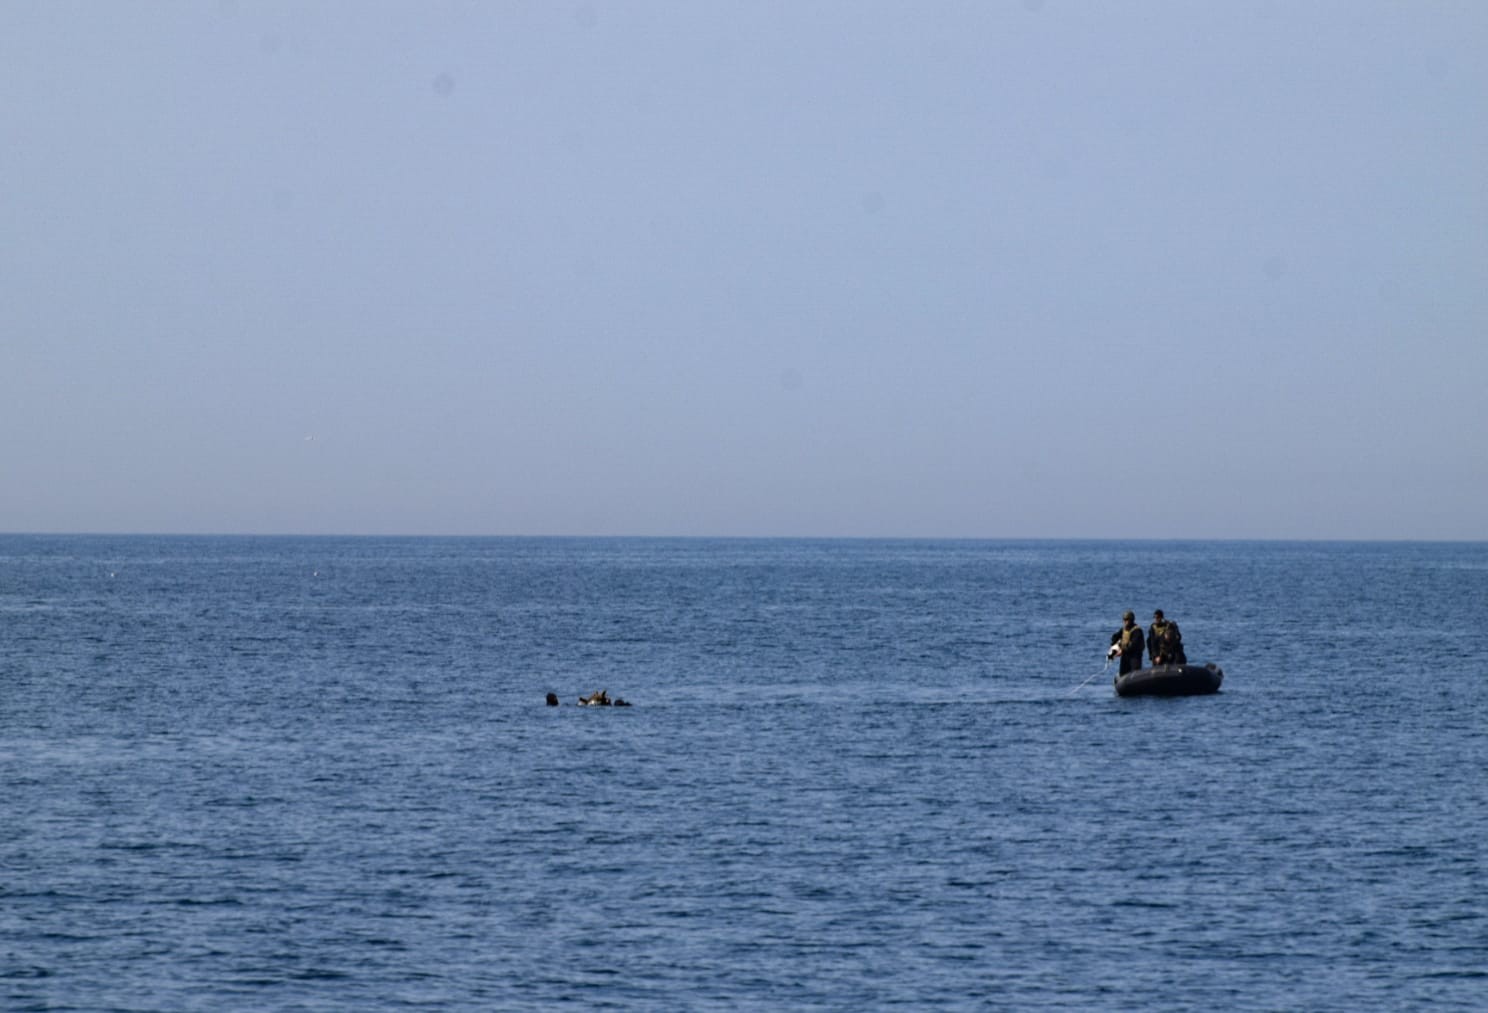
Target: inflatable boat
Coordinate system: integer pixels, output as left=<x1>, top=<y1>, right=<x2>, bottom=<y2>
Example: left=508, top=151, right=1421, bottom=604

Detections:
left=1115, top=662, right=1224, bottom=698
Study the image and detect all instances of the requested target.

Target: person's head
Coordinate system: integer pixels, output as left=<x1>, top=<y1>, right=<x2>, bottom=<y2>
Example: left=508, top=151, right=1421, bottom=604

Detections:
left=1123, top=610, right=1135, bottom=625
left=1153, top=609, right=1164, bottom=621
left=545, top=692, right=559, bottom=706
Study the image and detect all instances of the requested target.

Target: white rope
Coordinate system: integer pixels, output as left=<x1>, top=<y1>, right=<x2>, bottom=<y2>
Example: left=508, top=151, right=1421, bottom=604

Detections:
left=1068, top=657, right=1113, bottom=695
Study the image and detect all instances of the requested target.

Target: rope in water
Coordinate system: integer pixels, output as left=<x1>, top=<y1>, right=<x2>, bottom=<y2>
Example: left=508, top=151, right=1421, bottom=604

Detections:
left=1068, top=657, right=1113, bottom=695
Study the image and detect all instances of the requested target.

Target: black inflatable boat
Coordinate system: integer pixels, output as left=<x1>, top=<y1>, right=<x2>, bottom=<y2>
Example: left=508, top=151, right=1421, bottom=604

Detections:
left=1115, top=663, right=1224, bottom=698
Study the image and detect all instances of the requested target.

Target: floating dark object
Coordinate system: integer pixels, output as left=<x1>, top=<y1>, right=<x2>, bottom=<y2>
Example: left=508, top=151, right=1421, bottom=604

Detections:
left=578, top=689, right=631, bottom=707
left=1115, top=663, right=1224, bottom=698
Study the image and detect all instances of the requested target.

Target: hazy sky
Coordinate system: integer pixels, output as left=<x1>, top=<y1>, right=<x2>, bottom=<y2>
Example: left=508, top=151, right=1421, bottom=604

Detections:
left=3, top=2, right=1484, bottom=538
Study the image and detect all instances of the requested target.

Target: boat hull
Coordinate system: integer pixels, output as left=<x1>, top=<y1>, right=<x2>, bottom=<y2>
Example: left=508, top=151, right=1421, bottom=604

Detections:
left=1115, top=663, right=1224, bottom=697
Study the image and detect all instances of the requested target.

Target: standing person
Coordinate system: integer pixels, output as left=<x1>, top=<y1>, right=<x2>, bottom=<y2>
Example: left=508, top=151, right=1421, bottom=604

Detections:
left=1148, top=610, right=1186, bottom=665
left=1109, top=610, right=1145, bottom=675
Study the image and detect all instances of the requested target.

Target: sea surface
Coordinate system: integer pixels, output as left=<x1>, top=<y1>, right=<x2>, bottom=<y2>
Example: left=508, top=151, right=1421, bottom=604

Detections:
left=2, top=536, right=1485, bottom=1010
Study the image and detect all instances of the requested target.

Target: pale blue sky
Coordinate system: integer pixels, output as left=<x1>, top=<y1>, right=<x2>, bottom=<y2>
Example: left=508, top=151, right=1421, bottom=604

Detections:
left=3, top=2, right=1484, bottom=538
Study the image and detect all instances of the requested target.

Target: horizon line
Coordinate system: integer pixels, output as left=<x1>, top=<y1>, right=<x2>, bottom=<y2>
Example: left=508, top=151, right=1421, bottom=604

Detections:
left=2, top=531, right=1484, bottom=545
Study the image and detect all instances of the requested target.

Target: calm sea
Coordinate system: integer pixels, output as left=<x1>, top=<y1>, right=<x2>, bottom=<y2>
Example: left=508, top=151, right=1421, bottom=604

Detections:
left=2, top=536, right=1485, bottom=1010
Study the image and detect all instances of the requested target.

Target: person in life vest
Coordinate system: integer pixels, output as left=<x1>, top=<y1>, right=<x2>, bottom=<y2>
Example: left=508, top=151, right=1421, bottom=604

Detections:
left=1109, top=610, right=1146, bottom=675
left=1147, top=609, right=1186, bottom=665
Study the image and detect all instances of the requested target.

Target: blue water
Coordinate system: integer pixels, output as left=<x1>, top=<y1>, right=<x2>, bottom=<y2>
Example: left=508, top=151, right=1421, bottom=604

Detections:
left=2, top=537, right=1485, bottom=1010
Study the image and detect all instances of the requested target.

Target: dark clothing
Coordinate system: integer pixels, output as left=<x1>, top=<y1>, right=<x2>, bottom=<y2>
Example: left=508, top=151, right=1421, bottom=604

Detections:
left=1112, top=625, right=1145, bottom=675
left=1148, top=620, right=1186, bottom=665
